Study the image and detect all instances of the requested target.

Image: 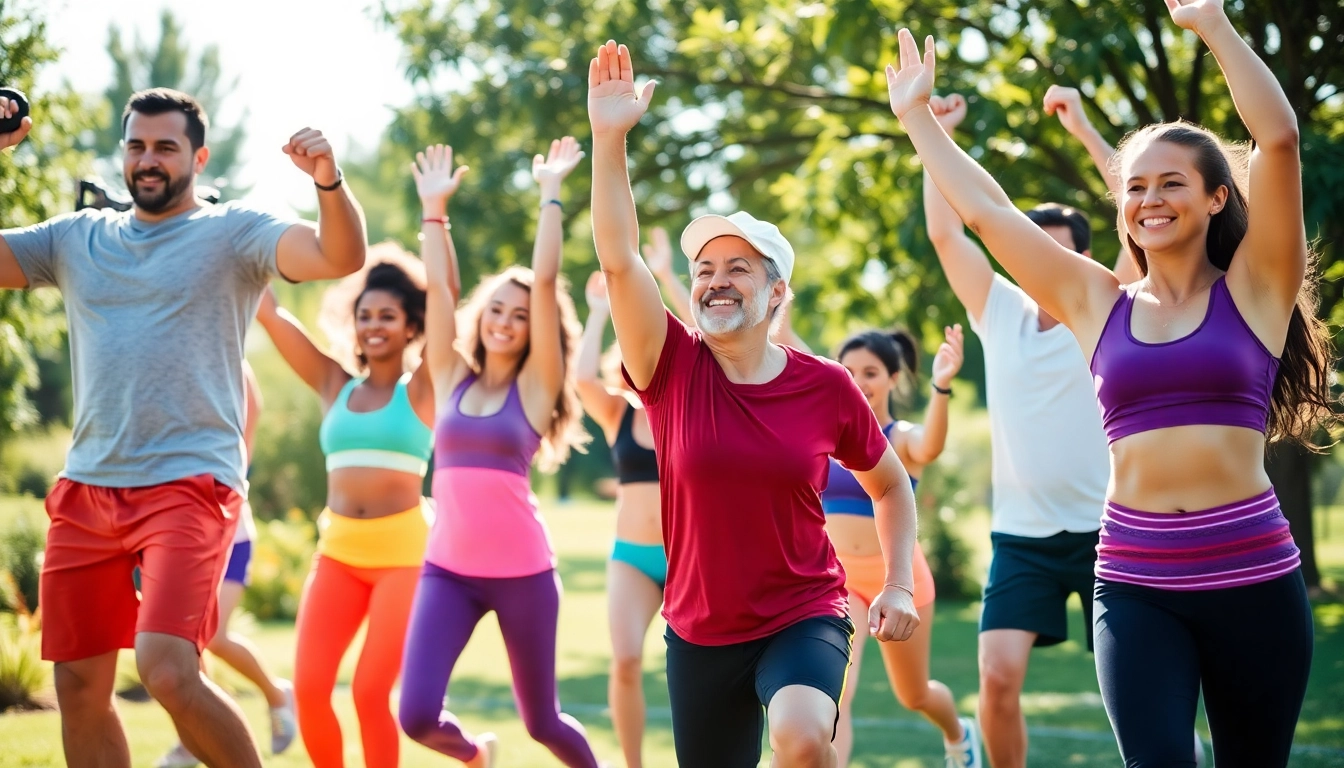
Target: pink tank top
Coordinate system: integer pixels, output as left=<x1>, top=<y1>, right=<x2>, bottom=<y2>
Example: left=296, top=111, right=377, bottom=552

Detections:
left=425, top=373, right=554, bottom=577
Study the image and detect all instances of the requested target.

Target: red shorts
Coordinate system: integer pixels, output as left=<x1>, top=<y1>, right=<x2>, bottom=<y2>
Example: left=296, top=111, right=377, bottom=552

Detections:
left=39, top=474, right=241, bottom=662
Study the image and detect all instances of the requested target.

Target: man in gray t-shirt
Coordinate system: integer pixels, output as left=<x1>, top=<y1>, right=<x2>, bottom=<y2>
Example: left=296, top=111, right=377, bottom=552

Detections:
left=0, top=88, right=367, bottom=768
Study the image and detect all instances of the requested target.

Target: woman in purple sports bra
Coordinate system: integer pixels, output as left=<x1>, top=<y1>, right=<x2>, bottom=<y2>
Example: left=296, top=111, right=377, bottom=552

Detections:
left=395, top=139, right=598, bottom=768
left=886, top=1, right=1334, bottom=766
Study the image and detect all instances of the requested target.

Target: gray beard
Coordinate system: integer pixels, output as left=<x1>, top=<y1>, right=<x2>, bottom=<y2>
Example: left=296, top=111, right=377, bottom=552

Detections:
left=693, top=287, right=770, bottom=335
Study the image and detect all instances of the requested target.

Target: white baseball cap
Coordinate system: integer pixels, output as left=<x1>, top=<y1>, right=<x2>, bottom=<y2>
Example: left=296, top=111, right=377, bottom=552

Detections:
left=680, top=211, right=795, bottom=284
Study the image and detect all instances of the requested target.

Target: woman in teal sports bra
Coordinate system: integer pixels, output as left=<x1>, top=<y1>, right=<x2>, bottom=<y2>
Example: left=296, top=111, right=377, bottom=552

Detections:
left=254, top=244, right=439, bottom=768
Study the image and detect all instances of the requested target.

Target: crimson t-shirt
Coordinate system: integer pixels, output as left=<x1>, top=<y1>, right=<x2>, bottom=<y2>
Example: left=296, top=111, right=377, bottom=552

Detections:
left=624, top=311, right=889, bottom=645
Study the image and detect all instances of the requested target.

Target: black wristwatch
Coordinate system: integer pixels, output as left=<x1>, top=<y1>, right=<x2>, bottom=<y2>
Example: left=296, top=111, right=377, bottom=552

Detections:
left=314, top=168, right=344, bottom=192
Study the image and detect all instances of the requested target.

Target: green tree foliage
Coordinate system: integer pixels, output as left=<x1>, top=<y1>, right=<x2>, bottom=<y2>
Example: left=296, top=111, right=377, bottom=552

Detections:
left=90, top=9, right=248, bottom=195
left=0, top=0, right=95, bottom=440
left=376, top=0, right=1341, bottom=341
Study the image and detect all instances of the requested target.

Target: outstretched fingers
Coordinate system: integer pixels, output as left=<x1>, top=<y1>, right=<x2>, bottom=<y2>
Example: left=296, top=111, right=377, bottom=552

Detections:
left=606, top=40, right=621, bottom=81
left=618, top=43, right=634, bottom=82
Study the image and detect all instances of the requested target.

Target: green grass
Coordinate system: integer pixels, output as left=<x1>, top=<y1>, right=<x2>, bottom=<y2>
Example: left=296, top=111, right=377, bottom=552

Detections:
left=2, top=499, right=1344, bottom=767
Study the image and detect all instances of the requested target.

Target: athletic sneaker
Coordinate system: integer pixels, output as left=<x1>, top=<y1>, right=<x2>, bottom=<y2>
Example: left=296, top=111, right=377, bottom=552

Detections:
left=945, top=716, right=982, bottom=768
left=153, top=743, right=199, bottom=768
left=271, top=679, right=298, bottom=754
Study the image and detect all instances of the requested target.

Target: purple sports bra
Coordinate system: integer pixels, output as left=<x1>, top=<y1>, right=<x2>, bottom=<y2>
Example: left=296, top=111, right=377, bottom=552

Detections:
left=1090, top=276, right=1279, bottom=444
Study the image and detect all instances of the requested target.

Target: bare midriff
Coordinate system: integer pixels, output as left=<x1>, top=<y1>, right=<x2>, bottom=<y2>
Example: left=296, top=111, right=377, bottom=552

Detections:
left=1108, top=424, right=1271, bottom=513
left=614, top=481, right=663, bottom=545
left=326, top=467, right=425, bottom=519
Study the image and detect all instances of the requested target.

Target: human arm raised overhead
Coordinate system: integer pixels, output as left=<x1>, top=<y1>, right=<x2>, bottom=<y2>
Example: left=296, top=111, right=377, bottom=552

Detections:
left=576, top=272, right=628, bottom=435
left=588, top=40, right=668, bottom=390
left=919, top=93, right=996, bottom=324
left=890, top=32, right=1119, bottom=335
left=412, top=144, right=472, bottom=404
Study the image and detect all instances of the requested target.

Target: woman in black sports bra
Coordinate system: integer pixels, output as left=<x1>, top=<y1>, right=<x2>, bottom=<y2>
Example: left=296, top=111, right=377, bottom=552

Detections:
left=576, top=255, right=677, bottom=768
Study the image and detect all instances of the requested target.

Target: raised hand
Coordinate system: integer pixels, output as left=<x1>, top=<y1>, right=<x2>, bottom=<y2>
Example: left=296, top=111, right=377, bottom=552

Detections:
left=412, top=144, right=469, bottom=209
left=1043, top=85, right=1093, bottom=138
left=0, top=94, right=32, bottom=151
left=1164, top=0, right=1226, bottom=33
left=587, top=40, right=658, bottom=137
left=885, top=29, right=937, bottom=121
left=930, top=93, right=967, bottom=134
left=585, top=271, right=610, bottom=314
left=532, top=136, right=585, bottom=188
left=283, top=128, right=340, bottom=187
left=641, top=226, right=674, bottom=279
left=931, top=323, right=964, bottom=390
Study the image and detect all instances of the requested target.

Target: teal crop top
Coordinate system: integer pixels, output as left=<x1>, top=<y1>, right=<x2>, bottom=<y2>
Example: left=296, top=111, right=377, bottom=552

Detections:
left=318, top=372, right=434, bottom=476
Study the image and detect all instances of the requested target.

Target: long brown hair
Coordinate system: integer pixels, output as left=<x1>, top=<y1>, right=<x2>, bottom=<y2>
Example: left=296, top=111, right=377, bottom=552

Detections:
left=1110, top=122, right=1337, bottom=447
left=457, top=265, right=589, bottom=471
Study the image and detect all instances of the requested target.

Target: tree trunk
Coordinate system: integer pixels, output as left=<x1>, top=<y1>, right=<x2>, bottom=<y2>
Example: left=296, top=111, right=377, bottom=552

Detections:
left=1265, top=441, right=1320, bottom=589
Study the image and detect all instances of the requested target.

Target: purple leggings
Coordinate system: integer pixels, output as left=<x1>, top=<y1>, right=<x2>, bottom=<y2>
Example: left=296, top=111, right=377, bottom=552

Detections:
left=398, top=563, right=598, bottom=767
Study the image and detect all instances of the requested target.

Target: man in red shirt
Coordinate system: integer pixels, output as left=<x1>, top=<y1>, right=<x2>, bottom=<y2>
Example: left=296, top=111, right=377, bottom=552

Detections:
left=588, top=40, right=921, bottom=767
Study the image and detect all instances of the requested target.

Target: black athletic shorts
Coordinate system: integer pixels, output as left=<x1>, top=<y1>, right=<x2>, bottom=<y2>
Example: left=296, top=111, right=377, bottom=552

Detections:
left=665, top=614, right=854, bottom=768
left=979, top=529, right=1100, bottom=649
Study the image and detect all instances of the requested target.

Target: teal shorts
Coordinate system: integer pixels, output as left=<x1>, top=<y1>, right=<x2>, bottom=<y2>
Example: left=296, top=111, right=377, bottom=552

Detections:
left=610, top=539, right=667, bottom=590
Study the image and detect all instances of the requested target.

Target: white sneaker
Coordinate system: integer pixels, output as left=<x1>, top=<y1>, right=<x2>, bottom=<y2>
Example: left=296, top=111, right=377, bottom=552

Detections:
left=945, top=716, right=982, bottom=768
left=270, top=679, right=298, bottom=755
left=154, top=743, right=199, bottom=768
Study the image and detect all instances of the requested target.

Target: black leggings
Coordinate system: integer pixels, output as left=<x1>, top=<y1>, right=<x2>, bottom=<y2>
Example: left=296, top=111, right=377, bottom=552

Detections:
left=1094, top=570, right=1313, bottom=768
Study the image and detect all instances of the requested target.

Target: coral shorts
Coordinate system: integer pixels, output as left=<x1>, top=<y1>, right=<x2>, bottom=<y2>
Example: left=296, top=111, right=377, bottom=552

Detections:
left=837, top=543, right=936, bottom=608
left=39, top=474, right=240, bottom=662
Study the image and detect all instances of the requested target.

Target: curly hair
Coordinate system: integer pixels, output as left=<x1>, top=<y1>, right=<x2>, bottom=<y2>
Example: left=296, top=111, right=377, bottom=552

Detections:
left=317, top=242, right=428, bottom=372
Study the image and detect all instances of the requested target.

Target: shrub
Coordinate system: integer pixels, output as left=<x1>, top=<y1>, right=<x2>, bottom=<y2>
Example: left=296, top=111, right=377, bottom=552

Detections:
left=923, top=504, right=979, bottom=601
left=0, top=608, right=48, bottom=711
left=241, top=509, right=317, bottom=622
left=0, top=520, right=44, bottom=614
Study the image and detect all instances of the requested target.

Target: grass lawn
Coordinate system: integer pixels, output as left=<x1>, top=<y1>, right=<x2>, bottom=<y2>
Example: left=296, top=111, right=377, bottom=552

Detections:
left=2, top=497, right=1343, bottom=767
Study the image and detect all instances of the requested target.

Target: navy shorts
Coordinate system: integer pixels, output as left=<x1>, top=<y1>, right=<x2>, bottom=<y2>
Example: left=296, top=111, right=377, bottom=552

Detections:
left=980, top=529, right=1098, bottom=649
left=222, top=540, right=252, bottom=585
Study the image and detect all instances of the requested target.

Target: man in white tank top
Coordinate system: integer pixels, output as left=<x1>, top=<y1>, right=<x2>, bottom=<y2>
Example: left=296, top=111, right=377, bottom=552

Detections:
left=921, top=91, right=1146, bottom=768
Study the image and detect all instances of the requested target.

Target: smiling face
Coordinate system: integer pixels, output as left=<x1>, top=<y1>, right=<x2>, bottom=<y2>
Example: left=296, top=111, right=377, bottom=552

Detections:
left=840, top=346, right=898, bottom=415
left=1122, top=139, right=1227, bottom=258
left=689, top=236, right=780, bottom=336
left=122, top=110, right=207, bottom=214
left=354, top=289, right=414, bottom=364
left=479, top=280, right=531, bottom=359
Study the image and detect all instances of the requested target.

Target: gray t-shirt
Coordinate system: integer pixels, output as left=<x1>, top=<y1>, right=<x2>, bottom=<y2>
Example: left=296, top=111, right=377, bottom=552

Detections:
left=6, top=203, right=293, bottom=491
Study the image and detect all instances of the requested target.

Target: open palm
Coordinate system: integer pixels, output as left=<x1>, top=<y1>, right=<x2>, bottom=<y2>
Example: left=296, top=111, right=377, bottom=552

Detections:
left=411, top=144, right=468, bottom=205
left=585, top=271, right=610, bottom=313
left=588, top=40, right=658, bottom=136
left=1164, top=0, right=1224, bottom=32
left=641, top=226, right=673, bottom=277
left=931, top=324, right=965, bottom=387
left=886, top=29, right=937, bottom=121
left=532, top=136, right=585, bottom=185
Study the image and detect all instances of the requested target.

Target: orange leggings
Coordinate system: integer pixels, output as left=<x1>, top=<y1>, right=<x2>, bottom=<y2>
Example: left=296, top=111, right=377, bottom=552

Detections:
left=294, top=554, right=420, bottom=768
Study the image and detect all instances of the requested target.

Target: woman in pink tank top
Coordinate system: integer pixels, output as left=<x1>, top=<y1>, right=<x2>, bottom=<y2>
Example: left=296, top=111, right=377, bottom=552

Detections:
left=395, top=139, right=599, bottom=768
left=888, top=3, right=1333, bottom=765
